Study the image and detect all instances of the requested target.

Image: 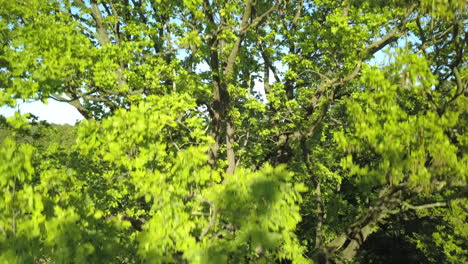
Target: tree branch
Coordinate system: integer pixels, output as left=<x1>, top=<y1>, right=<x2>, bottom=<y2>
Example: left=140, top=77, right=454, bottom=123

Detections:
left=260, top=45, right=282, bottom=83
left=223, top=0, right=255, bottom=77
left=323, top=183, right=408, bottom=262
left=90, top=0, right=110, bottom=45
left=362, top=4, right=417, bottom=57
left=315, top=179, right=326, bottom=249
left=238, top=0, right=282, bottom=35
left=402, top=202, right=447, bottom=210
left=50, top=93, right=92, bottom=119
left=197, top=195, right=217, bottom=240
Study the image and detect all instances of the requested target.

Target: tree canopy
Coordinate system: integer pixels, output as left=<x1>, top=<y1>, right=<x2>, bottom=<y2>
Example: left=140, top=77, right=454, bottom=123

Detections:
left=0, top=0, right=466, bottom=263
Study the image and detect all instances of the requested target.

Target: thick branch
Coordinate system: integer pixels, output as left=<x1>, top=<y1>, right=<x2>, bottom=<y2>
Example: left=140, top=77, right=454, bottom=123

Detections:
left=50, top=94, right=91, bottom=119
left=197, top=195, right=217, bottom=240
left=238, top=0, right=282, bottom=35
left=403, top=202, right=447, bottom=210
left=223, top=0, right=255, bottom=77
left=323, top=184, right=407, bottom=262
left=362, top=4, right=417, bottom=57
left=205, top=0, right=223, bottom=169
left=260, top=46, right=282, bottom=83
left=89, top=0, right=110, bottom=45
left=223, top=0, right=281, bottom=175
left=315, top=180, right=326, bottom=248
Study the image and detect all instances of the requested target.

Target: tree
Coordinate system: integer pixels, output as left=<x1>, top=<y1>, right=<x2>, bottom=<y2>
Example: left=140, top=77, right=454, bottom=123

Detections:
left=0, top=0, right=466, bottom=263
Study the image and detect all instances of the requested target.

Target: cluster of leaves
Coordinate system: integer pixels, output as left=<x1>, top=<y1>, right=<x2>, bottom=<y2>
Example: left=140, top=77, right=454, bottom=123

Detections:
left=0, top=106, right=306, bottom=263
left=0, top=0, right=466, bottom=263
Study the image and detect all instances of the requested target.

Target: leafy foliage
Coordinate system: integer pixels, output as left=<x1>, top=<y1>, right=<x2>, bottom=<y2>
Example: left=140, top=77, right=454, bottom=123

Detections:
left=0, top=0, right=466, bottom=263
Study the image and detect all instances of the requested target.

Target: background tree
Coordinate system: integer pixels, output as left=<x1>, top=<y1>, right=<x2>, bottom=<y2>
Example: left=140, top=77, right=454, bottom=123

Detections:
left=0, top=0, right=466, bottom=263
